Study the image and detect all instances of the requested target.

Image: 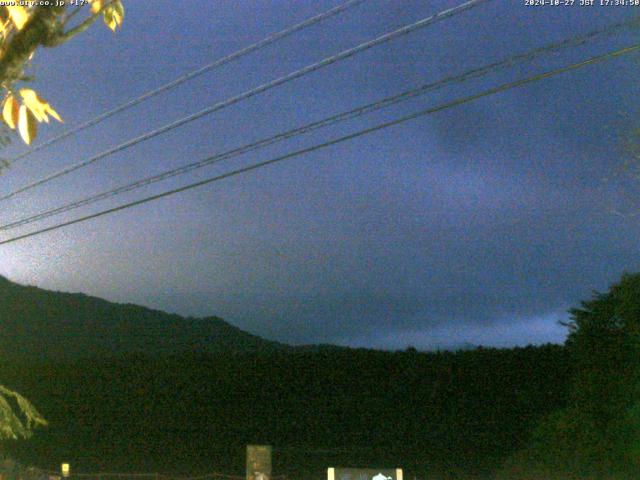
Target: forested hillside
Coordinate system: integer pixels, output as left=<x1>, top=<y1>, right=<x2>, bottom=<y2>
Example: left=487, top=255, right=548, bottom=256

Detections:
left=1, top=345, right=569, bottom=479
left=0, top=276, right=284, bottom=360
left=3, top=274, right=639, bottom=479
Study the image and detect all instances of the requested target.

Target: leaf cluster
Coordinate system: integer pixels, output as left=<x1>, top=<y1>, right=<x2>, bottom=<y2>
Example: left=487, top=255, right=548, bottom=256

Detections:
left=0, top=1, right=124, bottom=147
left=0, top=385, right=46, bottom=441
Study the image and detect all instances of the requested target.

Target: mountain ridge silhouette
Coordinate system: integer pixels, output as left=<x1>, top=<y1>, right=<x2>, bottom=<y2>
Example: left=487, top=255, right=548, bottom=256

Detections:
left=0, top=275, right=286, bottom=360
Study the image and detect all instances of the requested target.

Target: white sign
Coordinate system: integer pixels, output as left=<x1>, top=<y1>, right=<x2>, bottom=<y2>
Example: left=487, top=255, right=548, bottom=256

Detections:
left=327, top=468, right=403, bottom=480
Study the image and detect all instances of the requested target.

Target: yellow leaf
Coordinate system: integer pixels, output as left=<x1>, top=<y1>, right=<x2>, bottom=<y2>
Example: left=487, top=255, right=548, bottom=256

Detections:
left=18, top=105, right=37, bottom=145
left=90, top=0, right=105, bottom=15
left=47, top=104, right=62, bottom=123
left=19, top=89, right=62, bottom=124
left=19, top=89, right=45, bottom=122
left=6, top=6, right=28, bottom=30
left=104, top=2, right=124, bottom=31
left=2, top=95, right=19, bottom=130
left=114, top=1, right=125, bottom=21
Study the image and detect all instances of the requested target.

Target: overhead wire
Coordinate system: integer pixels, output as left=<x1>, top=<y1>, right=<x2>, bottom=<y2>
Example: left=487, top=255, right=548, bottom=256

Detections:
left=1, top=16, right=636, bottom=232
left=1, top=42, right=637, bottom=246
left=5, top=0, right=369, bottom=165
left=0, top=0, right=491, bottom=202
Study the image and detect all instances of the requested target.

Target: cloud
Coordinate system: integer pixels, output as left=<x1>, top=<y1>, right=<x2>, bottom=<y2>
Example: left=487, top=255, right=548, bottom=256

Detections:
left=5, top=1, right=640, bottom=351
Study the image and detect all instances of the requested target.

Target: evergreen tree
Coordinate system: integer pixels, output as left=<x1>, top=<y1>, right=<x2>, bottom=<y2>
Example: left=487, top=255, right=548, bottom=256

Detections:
left=499, top=272, right=640, bottom=479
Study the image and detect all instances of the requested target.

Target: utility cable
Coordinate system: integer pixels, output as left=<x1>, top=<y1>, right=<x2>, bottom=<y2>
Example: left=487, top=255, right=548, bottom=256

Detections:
left=0, top=0, right=490, bottom=202
left=5, top=0, right=369, bottom=165
left=2, top=41, right=635, bottom=246
left=0, top=16, right=635, bottom=231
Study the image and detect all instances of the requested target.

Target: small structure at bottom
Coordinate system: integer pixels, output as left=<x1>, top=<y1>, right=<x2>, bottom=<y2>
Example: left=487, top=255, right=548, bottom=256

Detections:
left=327, top=467, right=403, bottom=480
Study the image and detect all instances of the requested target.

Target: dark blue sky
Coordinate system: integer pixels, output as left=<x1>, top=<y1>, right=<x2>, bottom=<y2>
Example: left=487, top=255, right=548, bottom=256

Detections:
left=0, top=0, right=639, bottom=349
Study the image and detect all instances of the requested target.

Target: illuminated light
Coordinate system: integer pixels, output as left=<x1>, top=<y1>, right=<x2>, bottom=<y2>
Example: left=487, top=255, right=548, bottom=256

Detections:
left=246, top=445, right=272, bottom=480
left=61, top=464, right=70, bottom=478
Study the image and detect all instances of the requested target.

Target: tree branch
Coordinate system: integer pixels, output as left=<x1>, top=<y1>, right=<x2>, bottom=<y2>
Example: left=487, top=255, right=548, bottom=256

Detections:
left=53, top=10, right=101, bottom=46
left=0, top=6, right=65, bottom=86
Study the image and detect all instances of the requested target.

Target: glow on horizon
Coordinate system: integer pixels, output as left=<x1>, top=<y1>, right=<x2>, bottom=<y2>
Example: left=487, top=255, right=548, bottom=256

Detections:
left=336, top=312, right=570, bottom=351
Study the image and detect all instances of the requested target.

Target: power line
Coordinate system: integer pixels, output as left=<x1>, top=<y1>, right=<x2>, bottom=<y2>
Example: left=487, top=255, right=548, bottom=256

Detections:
left=5, top=0, right=369, bottom=166
left=1, top=17, right=636, bottom=232
left=1, top=42, right=637, bottom=247
left=0, top=0, right=490, bottom=202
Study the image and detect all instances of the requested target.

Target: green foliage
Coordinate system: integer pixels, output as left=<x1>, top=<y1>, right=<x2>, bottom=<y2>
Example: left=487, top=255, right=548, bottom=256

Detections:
left=0, top=385, right=46, bottom=440
left=499, top=407, right=608, bottom=480
left=499, top=272, right=640, bottom=479
left=0, top=275, right=571, bottom=476
left=1, top=345, right=569, bottom=477
left=567, top=273, right=640, bottom=427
